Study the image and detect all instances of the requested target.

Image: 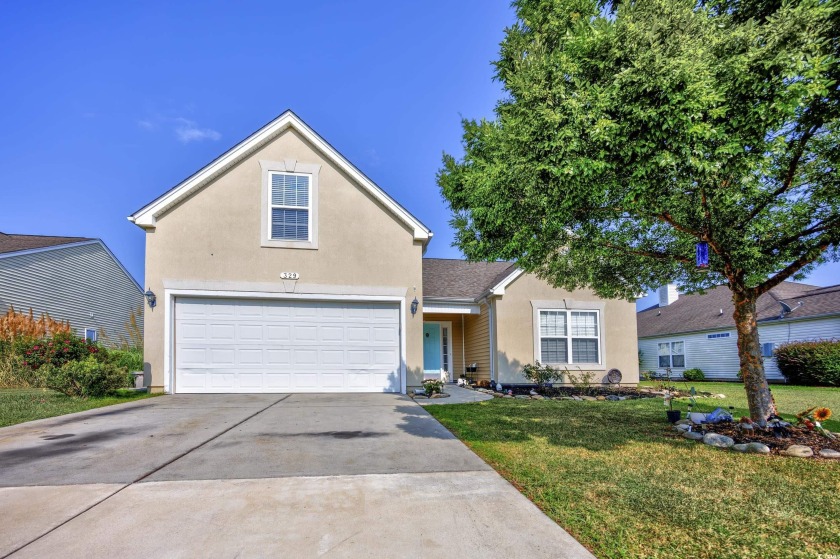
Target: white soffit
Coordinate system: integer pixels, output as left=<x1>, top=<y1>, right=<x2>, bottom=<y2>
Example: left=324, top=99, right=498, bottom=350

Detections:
left=128, top=110, right=432, bottom=242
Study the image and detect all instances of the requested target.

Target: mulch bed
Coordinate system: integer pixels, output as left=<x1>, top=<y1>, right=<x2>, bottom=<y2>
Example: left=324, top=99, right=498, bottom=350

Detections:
left=701, top=423, right=840, bottom=455
left=476, top=384, right=658, bottom=399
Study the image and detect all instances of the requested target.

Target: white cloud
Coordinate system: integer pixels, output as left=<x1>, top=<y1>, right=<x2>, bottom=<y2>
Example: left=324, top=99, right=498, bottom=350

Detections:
left=173, top=118, right=221, bottom=143
left=137, top=118, right=157, bottom=130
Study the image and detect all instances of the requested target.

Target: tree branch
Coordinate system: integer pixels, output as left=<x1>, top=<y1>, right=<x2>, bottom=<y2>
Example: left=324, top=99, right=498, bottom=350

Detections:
left=745, top=125, right=819, bottom=222
left=754, top=242, right=830, bottom=296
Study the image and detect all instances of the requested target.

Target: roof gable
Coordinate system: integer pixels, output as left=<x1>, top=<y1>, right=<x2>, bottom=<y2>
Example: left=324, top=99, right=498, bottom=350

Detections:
left=129, top=110, right=432, bottom=243
left=423, top=259, right=518, bottom=300
left=636, top=282, right=839, bottom=338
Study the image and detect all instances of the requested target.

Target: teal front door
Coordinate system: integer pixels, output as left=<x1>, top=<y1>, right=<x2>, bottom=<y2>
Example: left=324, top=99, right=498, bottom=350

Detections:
left=423, top=323, right=442, bottom=378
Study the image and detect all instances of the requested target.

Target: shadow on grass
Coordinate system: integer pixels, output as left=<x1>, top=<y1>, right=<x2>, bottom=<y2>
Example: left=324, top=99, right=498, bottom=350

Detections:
left=425, top=398, right=689, bottom=452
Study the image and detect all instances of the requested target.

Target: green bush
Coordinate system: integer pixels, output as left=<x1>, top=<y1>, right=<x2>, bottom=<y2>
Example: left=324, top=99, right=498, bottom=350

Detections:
left=523, top=361, right=562, bottom=385
left=104, top=348, right=143, bottom=372
left=682, top=368, right=705, bottom=381
left=41, top=356, right=132, bottom=398
left=775, top=339, right=840, bottom=386
left=16, top=333, right=100, bottom=371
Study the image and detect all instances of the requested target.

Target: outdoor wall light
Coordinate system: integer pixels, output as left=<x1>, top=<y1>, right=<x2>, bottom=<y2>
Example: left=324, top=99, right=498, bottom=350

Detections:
left=144, top=288, right=157, bottom=309
left=410, top=297, right=419, bottom=316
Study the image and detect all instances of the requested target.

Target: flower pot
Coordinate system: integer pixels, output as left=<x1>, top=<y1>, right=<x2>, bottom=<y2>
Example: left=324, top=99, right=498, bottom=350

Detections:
left=666, top=410, right=681, bottom=423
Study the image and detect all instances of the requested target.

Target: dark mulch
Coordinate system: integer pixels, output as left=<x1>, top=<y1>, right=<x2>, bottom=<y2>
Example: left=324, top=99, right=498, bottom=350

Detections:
left=471, top=383, right=659, bottom=399
left=702, top=423, right=840, bottom=455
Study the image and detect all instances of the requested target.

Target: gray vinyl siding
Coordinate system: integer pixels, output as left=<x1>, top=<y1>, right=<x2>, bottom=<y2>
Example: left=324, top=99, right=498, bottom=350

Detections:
left=639, top=316, right=840, bottom=381
left=0, top=242, right=143, bottom=346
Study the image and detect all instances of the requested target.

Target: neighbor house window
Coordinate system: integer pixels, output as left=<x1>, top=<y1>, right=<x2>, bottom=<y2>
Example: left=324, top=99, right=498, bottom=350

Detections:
left=707, top=332, right=730, bottom=339
left=84, top=328, right=97, bottom=342
left=761, top=342, right=775, bottom=358
left=658, top=341, right=685, bottom=368
left=269, top=172, right=310, bottom=241
left=539, top=309, right=601, bottom=364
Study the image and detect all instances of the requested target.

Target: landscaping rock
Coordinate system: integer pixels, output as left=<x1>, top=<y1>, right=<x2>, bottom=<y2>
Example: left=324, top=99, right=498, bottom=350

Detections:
left=712, top=394, right=727, bottom=399
left=618, top=396, right=628, bottom=401
left=606, top=395, right=621, bottom=401
left=818, top=449, right=840, bottom=459
left=732, top=443, right=749, bottom=452
left=702, top=433, right=735, bottom=449
left=572, top=396, right=582, bottom=401
left=596, top=396, right=606, bottom=401
left=529, top=390, right=538, bottom=396
left=675, top=419, right=692, bottom=426
left=559, top=397, right=575, bottom=400
left=515, top=395, right=530, bottom=400
left=781, top=445, right=814, bottom=458
left=682, top=431, right=704, bottom=440
left=531, top=395, right=545, bottom=400
left=580, top=396, right=597, bottom=401
left=738, top=423, right=754, bottom=431
left=744, top=442, right=771, bottom=454
left=674, top=424, right=691, bottom=432
left=689, top=412, right=708, bottom=424
left=503, top=394, right=514, bottom=398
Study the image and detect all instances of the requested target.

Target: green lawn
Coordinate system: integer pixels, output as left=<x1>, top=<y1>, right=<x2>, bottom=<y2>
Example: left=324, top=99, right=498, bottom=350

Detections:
left=0, top=388, right=159, bottom=428
left=426, top=384, right=840, bottom=559
left=640, top=381, right=840, bottom=430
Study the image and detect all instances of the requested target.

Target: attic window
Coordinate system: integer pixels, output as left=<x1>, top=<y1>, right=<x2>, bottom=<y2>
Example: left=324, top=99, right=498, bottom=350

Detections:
left=260, top=160, right=320, bottom=249
left=269, top=173, right=310, bottom=241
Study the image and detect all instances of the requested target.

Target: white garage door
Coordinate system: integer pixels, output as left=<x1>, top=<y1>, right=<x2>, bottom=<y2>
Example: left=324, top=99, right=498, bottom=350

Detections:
left=174, top=297, right=401, bottom=393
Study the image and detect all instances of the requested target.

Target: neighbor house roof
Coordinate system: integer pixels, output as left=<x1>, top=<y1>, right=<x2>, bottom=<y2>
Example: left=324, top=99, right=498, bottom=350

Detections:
left=0, top=233, right=94, bottom=256
left=129, top=110, right=432, bottom=244
left=637, top=282, right=840, bottom=338
left=423, top=258, right=517, bottom=300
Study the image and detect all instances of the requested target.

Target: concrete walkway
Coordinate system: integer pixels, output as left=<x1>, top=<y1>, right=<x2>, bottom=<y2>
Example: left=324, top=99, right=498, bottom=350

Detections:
left=414, top=384, right=495, bottom=405
left=0, top=394, right=593, bottom=559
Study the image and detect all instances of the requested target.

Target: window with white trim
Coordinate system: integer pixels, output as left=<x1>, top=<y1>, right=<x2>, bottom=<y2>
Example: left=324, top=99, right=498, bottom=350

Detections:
left=658, top=341, right=685, bottom=368
left=269, top=172, right=310, bottom=241
left=84, top=328, right=97, bottom=342
left=538, top=309, right=600, bottom=364
left=707, top=332, right=730, bottom=339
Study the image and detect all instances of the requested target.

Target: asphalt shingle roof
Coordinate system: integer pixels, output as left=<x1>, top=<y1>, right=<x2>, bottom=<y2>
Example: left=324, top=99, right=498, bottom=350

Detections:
left=637, top=282, right=840, bottom=338
left=422, top=258, right=517, bottom=300
left=0, top=233, right=93, bottom=255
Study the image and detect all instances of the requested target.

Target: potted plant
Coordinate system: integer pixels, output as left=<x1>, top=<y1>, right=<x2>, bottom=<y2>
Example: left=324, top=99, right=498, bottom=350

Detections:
left=664, top=393, right=681, bottom=423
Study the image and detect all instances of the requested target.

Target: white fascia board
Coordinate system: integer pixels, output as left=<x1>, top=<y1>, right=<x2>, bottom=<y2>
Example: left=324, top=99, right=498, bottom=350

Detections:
left=489, top=268, right=525, bottom=296
left=422, top=302, right=481, bottom=315
left=129, top=111, right=432, bottom=243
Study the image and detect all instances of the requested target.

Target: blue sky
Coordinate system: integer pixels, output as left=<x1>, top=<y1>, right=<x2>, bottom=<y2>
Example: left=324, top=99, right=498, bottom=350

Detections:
left=1, top=1, right=836, bottom=311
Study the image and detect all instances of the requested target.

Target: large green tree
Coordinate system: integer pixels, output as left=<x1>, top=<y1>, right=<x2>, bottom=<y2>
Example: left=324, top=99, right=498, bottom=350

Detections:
left=438, top=0, right=840, bottom=423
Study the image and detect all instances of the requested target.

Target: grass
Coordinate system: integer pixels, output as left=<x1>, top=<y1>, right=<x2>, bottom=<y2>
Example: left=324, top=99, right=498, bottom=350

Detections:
left=427, top=383, right=840, bottom=559
left=641, top=380, right=840, bottom=430
left=0, top=388, right=158, bottom=428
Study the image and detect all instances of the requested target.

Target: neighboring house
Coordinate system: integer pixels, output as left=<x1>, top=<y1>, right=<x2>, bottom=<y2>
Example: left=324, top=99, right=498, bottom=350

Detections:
left=129, top=110, right=638, bottom=394
left=637, top=283, right=840, bottom=381
left=0, top=233, right=144, bottom=344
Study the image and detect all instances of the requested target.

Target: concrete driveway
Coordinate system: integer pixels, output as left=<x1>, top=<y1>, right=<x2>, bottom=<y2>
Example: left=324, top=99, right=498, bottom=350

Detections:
left=0, top=394, right=593, bottom=559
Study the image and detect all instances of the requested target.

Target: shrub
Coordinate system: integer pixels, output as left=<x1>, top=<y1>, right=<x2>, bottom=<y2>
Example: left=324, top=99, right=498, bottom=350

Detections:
left=104, top=348, right=143, bottom=372
left=41, top=356, right=132, bottom=398
left=682, top=368, right=705, bottom=381
left=522, top=361, right=562, bottom=385
left=775, top=339, right=840, bottom=386
left=15, top=333, right=100, bottom=371
left=422, top=378, right=445, bottom=396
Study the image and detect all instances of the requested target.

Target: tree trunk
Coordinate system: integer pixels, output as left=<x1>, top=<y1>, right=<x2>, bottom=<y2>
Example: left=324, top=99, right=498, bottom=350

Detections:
left=732, top=290, right=777, bottom=425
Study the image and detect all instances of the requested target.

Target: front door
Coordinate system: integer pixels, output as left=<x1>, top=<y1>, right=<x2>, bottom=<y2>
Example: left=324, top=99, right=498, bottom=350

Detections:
left=423, top=323, right=442, bottom=379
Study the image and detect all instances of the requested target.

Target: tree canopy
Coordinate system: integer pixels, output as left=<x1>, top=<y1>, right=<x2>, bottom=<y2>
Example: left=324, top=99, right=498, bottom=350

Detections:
left=439, top=0, right=840, bottom=301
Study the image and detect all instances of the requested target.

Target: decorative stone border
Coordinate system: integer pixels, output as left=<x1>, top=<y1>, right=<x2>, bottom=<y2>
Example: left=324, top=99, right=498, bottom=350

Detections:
left=673, top=421, right=840, bottom=459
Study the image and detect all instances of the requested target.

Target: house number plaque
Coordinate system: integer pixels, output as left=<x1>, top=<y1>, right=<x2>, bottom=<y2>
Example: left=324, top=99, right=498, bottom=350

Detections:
left=280, top=272, right=300, bottom=280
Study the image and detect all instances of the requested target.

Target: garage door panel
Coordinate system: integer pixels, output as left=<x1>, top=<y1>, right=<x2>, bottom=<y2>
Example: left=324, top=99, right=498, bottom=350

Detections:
left=175, top=298, right=401, bottom=393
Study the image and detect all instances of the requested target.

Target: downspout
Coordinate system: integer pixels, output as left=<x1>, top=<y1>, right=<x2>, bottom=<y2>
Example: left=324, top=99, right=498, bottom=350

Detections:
left=461, top=314, right=466, bottom=379
left=488, top=298, right=497, bottom=382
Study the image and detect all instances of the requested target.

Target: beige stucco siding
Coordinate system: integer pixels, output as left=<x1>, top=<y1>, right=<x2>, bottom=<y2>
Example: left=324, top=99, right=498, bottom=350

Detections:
left=493, top=274, right=639, bottom=385
left=462, top=303, right=491, bottom=382
left=143, top=127, right=425, bottom=391
left=423, top=313, right=465, bottom=379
